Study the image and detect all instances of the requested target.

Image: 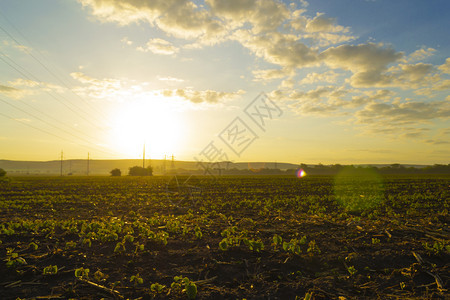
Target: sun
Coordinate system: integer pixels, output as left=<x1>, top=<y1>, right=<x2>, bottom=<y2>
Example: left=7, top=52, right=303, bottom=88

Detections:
left=108, top=96, right=185, bottom=159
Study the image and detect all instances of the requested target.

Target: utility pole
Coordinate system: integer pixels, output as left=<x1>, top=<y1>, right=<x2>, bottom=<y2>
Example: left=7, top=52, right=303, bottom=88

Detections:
left=143, top=144, right=145, bottom=168
left=171, top=154, right=175, bottom=169
left=60, top=150, right=63, bottom=176
left=87, top=152, right=90, bottom=176
left=163, top=155, right=167, bottom=174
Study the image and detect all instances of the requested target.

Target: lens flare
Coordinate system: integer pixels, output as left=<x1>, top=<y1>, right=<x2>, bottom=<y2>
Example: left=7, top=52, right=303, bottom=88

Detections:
left=296, top=169, right=307, bottom=178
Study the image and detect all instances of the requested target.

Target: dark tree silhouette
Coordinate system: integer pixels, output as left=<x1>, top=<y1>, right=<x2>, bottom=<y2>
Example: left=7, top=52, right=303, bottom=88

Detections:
left=128, top=166, right=153, bottom=176
left=0, top=168, right=6, bottom=177
left=110, top=168, right=121, bottom=176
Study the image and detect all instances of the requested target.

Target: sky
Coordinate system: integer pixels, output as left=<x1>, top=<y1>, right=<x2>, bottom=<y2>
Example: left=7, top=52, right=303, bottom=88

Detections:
left=0, top=0, right=449, bottom=165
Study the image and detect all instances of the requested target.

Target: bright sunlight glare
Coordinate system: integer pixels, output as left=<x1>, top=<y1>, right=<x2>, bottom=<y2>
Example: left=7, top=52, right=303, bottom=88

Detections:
left=108, top=96, right=185, bottom=159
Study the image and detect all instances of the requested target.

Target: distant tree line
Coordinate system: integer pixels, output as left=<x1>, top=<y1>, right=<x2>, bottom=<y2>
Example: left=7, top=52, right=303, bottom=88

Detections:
left=109, top=164, right=449, bottom=176
left=110, top=166, right=153, bottom=176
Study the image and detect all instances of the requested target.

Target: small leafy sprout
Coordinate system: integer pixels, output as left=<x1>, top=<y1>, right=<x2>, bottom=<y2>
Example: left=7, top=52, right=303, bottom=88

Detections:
left=299, top=235, right=307, bottom=245
left=29, top=242, right=38, bottom=251
left=423, top=241, right=448, bottom=255
left=283, top=239, right=302, bottom=255
left=307, top=240, right=321, bottom=255
left=82, top=238, right=92, bottom=248
left=130, top=273, right=144, bottom=286
left=400, top=282, right=406, bottom=290
left=172, top=276, right=197, bottom=299
left=65, top=241, right=77, bottom=250
left=74, top=267, right=90, bottom=279
left=372, top=238, right=380, bottom=245
left=114, top=242, right=125, bottom=253
left=219, top=238, right=229, bottom=251
left=151, top=282, right=166, bottom=293
left=93, top=270, right=108, bottom=282
left=123, top=234, right=134, bottom=243
left=243, top=238, right=264, bottom=252
left=134, top=242, right=145, bottom=254
left=272, top=234, right=282, bottom=249
left=347, top=265, right=357, bottom=276
left=43, top=265, right=58, bottom=275
left=5, top=248, right=27, bottom=268
left=194, top=226, right=203, bottom=239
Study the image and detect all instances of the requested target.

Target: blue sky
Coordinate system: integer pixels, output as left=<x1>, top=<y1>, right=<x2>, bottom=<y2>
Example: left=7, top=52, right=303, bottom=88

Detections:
left=0, top=0, right=449, bottom=164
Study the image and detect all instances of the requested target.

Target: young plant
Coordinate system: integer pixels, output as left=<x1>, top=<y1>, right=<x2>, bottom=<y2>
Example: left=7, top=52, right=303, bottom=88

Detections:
left=171, top=276, right=197, bottom=299
left=243, top=238, right=264, bottom=252
left=5, top=248, right=27, bottom=268
left=283, top=239, right=302, bottom=255
left=43, top=265, right=58, bottom=275
left=347, top=265, right=357, bottom=276
left=194, top=226, right=203, bottom=239
left=114, top=242, right=125, bottom=254
left=130, top=273, right=144, bottom=286
left=74, top=267, right=90, bottom=279
left=272, top=234, right=283, bottom=249
left=307, top=240, right=321, bottom=255
left=151, top=282, right=166, bottom=293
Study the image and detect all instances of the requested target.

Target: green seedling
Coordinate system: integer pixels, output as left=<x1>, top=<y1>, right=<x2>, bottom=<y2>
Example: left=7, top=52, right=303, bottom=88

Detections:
left=307, top=240, right=321, bottom=255
left=151, top=282, right=166, bottom=293
left=372, top=238, right=380, bottom=245
left=93, top=270, right=108, bottom=282
left=283, top=239, right=302, bottom=255
left=347, top=265, right=357, bottom=276
left=114, top=242, right=125, bottom=253
left=74, top=267, right=90, bottom=279
left=43, top=265, right=58, bottom=275
left=219, top=238, right=229, bottom=251
left=130, top=273, right=144, bottom=286
left=243, top=238, right=264, bottom=252
left=172, top=276, right=197, bottom=299
left=28, top=242, right=38, bottom=251
left=5, top=248, right=27, bottom=268
left=65, top=241, right=77, bottom=250
left=194, top=226, right=203, bottom=239
left=272, top=234, right=282, bottom=249
left=423, top=241, right=448, bottom=255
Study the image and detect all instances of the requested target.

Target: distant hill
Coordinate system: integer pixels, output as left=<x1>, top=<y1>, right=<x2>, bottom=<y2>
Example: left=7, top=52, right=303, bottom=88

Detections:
left=1, top=159, right=445, bottom=176
left=0, top=159, right=300, bottom=176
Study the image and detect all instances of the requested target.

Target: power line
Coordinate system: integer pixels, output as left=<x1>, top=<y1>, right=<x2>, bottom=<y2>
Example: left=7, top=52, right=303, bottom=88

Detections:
left=0, top=20, right=110, bottom=121
left=0, top=52, right=109, bottom=133
left=0, top=100, right=118, bottom=157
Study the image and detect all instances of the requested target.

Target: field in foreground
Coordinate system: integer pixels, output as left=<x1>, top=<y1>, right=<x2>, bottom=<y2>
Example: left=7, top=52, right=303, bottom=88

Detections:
left=0, top=174, right=448, bottom=299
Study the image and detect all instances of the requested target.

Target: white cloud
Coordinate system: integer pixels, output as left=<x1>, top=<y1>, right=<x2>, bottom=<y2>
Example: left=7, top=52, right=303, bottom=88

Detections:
left=321, top=43, right=403, bottom=87
left=438, top=58, right=450, bottom=74
left=0, top=84, right=27, bottom=99
left=299, top=70, right=340, bottom=84
left=121, top=37, right=133, bottom=46
left=402, top=48, right=436, bottom=63
left=137, top=38, right=179, bottom=55
left=157, top=76, right=185, bottom=83
left=162, top=88, right=245, bottom=104
left=234, top=30, right=319, bottom=69
left=357, top=101, right=449, bottom=124
left=305, top=13, right=349, bottom=33
left=252, top=68, right=293, bottom=82
left=70, top=72, right=124, bottom=99
left=79, top=0, right=226, bottom=43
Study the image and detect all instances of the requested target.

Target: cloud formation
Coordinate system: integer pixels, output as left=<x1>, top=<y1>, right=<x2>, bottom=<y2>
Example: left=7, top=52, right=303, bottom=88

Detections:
left=137, top=38, right=179, bottom=55
left=77, top=0, right=450, bottom=143
left=0, top=84, right=25, bottom=99
left=162, top=88, right=245, bottom=104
